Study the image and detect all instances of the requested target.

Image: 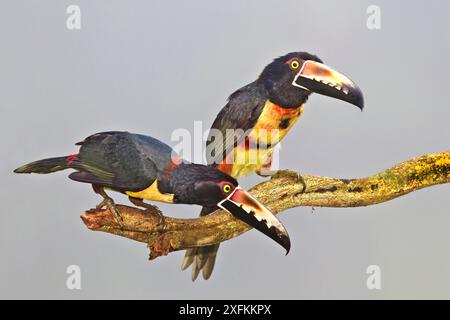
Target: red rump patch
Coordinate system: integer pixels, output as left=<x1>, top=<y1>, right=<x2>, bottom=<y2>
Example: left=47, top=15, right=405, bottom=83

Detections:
left=163, top=159, right=181, bottom=179
left=67, top=154, right=78, bottom=165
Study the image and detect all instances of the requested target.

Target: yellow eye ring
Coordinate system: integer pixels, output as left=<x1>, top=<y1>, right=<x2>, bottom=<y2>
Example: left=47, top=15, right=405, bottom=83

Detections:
left=290, top=60, right=300, bottom=69
left=223, top=184, right=231, bottom=193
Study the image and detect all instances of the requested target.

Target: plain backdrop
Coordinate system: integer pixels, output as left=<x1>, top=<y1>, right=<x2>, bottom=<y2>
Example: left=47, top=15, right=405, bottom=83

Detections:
left=0, top=0, right=449, bottom=299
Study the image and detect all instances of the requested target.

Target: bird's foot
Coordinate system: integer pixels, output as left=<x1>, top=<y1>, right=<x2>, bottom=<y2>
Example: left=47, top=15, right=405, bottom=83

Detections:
left=258, top=169, right=307, bottom=194
left=96, top=197, right=124, bottom=229
left=146, top=210, right=166, bottom=235
left=128, top=197, right=166, bottom=233
left=156, top=213, right=166, bottom=232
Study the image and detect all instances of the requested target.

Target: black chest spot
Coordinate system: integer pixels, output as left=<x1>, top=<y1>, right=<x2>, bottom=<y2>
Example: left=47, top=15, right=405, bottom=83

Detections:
left=279, top=118, right=291, bottom=129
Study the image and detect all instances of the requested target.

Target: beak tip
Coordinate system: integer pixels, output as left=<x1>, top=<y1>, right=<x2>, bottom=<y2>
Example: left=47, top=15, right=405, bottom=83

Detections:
left=358, top=96, right=364, bottom=111
left=281, top=235, right=291, bottom=255
left=350, top=86, right=364, bottom=111
left=357, top=101, right=364, bottom=111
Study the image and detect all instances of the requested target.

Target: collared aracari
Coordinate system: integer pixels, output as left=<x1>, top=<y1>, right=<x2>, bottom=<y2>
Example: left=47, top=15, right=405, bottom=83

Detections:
left=182, top=52, right=364, bottom=280
left=14, top=131, right=291, bottom=252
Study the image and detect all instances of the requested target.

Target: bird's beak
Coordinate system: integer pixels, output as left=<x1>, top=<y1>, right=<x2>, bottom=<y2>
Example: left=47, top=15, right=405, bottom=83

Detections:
left=292, top=60, right=364, bottom=110
left=217, top=186, right=291, bottom=254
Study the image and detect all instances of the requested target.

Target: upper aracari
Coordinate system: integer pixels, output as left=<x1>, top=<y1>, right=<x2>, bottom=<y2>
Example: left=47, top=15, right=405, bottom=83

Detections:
left=182, top=52, right=364, bottom=280
left=14, top=131, right=291, bottom=252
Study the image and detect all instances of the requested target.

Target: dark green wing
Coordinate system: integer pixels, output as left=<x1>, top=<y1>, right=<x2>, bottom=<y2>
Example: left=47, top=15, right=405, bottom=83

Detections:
left=69, top=131, right=175, bottom=192
left=206, top=82, right=267, bottom=166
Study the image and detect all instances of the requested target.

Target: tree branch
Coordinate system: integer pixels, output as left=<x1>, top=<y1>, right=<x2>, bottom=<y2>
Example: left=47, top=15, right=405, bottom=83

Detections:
left=81, top=152, right=450, bottom=259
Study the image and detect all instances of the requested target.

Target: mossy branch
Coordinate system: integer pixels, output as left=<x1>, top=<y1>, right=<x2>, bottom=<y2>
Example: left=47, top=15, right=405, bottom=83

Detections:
left=81, top=152, right=450, bottom=259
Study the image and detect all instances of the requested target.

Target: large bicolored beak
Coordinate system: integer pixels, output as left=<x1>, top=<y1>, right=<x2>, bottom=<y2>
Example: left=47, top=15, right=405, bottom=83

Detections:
left=292, top=60, right=364, bottom=110
left=217, top=186, right=290, bottom=253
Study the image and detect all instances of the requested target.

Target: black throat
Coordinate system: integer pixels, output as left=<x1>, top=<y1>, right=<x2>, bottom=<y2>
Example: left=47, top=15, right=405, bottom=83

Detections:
left=257, top=77, right=310, bottom=108
left=169, top=163, right=237, bottom=207
left=169, top=163, right=197, bottom=204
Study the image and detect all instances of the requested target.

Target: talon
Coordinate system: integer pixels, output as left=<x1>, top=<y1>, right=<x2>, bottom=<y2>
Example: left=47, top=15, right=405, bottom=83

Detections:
left=108, top=200, right=124, bottom=229
left=95, top=199, right=107, bottom=210
left=92, top=184, right=124, bottom=229
left=296, top=173, right=307, bottom=194
left=128, top=196, right=165, bottom=232
left=148, top=209, right=166, bottom=232
left=156, top=214, right=166, bottom=232
left=259, top=169, right=307, bottom=194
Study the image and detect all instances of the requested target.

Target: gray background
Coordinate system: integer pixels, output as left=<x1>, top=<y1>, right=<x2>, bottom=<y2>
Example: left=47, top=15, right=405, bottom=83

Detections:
left=0, top=0, right=449, bottom=299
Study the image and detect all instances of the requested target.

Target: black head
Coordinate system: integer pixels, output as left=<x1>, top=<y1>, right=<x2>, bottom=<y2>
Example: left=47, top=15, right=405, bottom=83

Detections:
left=171, top=163, right=291, bottom=253
left=259, top=52, right=323, bottom=108
left=171, top=163, right=238, bottom=207
left=258, top=51, right=364, bottom=110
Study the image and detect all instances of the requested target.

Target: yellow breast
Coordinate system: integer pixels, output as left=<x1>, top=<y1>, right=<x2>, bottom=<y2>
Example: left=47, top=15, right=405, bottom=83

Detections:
left=225, top=101, right=304, bottom=178
left=249, top=101, right=303, bottom=145
left=126, top=180, right=174, bottom=203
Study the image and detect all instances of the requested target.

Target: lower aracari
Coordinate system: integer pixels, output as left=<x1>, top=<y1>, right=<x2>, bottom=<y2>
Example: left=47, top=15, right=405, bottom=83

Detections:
left=14, top=131, right=290, bottom=252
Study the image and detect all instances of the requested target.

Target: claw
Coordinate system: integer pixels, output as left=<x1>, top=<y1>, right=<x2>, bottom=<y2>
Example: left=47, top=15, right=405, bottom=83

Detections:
left=128, top=196, right=165, bottom=233
left=156, top=214, right=166, bottom=232
left=95, top=199, right=107, bottom=210
left=92, top=185, right=124, bottom=229
left=296, top=173, right=307, bottom=194
left=259, top=169, right=307, bottom=194
left=107, top=200, right=124, bottom=229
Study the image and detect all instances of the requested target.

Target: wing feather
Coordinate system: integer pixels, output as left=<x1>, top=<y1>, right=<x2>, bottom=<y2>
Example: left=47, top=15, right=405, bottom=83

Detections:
left=71, top=131, right=173, bottom=191
left=206, top=82, right=267, bottom=166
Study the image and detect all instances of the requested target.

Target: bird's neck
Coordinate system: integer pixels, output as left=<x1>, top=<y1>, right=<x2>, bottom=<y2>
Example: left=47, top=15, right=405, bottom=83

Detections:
left=155, top=159, right=184, bottom=196
left=169, top=163, right=200, bottom=204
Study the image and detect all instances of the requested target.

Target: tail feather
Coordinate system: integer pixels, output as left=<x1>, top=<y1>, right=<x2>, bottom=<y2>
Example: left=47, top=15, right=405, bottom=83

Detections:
left=14, top=156, right=72, bottom=174
left=181, top=249, right=196, bottom=270
left=182, top=244, right=220, bottom=281
left=201, top=244, right=219, bottom=280
left=181, top=207, right=220, bottom=281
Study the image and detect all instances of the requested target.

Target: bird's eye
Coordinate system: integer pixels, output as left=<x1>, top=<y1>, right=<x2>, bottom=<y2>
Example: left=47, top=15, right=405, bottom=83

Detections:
left=223, top=184, right=231, bottom=193
left=290, top=60, right=300, bottom=70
